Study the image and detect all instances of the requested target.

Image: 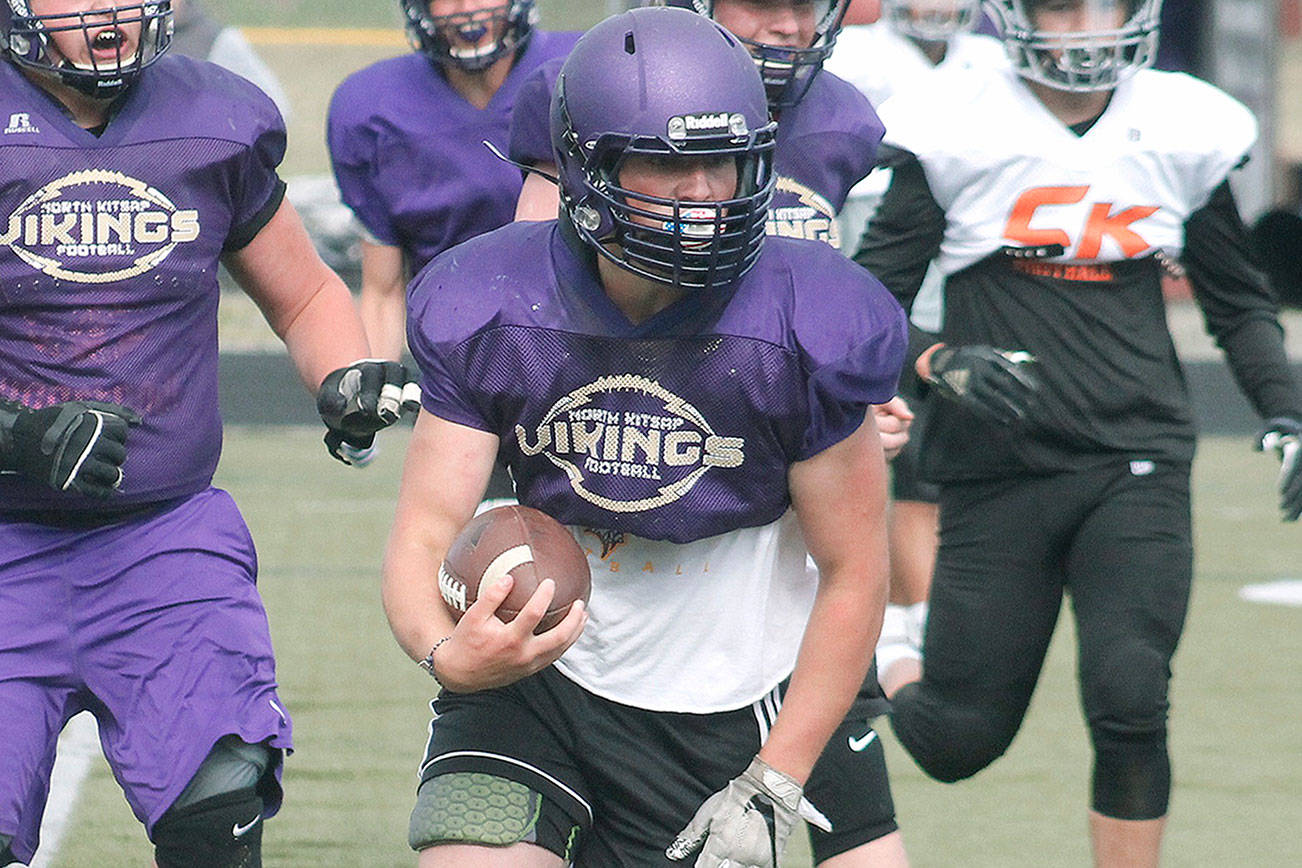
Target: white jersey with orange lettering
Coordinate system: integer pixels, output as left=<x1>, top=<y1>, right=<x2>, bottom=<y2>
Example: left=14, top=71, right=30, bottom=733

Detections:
left=880, top=64, right=1255, bottom=284
left=855, top=65, right=1296, bottom=481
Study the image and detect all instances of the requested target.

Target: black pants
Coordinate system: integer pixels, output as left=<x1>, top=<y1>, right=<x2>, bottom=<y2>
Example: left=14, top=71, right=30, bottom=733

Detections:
left=890, top=460, right=1192, bottom=819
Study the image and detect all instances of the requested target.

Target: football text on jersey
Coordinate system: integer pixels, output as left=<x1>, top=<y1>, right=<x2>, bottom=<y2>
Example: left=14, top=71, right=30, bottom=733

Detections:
left=1003, top=185, right=1159, bottom=259
left=767, top=176, right=840, bottom=249
left=515, top=374, right=745, bottom=513
left=1, top=170, right=200, bottom=284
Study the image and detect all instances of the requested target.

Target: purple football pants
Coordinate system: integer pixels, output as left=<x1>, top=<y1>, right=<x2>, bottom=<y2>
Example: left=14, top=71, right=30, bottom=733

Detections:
left=0, top=488, right=292, bottom=863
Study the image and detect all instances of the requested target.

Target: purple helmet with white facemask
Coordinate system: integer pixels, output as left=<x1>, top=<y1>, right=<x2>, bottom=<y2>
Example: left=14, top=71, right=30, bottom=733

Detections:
left=400, top=0, right=536, bottom=72
left=661, top=0, right=850, bottom=110
left=1, top=1, right=172, bottom=98
left=550, top=6, right=776, bottom=293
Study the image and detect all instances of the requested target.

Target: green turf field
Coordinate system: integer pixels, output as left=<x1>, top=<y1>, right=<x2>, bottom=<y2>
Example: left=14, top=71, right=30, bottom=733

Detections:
left=48, top=431, right=1301, bottom=867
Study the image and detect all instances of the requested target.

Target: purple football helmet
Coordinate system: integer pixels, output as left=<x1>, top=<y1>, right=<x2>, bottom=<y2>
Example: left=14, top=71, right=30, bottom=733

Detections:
left=661, top=0, right=850, bottom=110
left=550, top=6, right=776, bottom=293
left=400, top=0, right=536, bottom=72
left=1, top=1, right=172, bottom=98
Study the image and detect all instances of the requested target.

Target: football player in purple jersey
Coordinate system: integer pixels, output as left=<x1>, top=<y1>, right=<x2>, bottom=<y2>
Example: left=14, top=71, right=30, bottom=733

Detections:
left=507, top=1, right=913, bottom=463
left=857, top=1, right=1302, bottom=864
left=385, top=8, right=909, bottom=866
left=513, top=0, right=884, bottom=257
left=327, top=0, right=579, bottom=363
left=0, top=2, right=412, bottom=866
left=506, top=6, right=914, bottom=866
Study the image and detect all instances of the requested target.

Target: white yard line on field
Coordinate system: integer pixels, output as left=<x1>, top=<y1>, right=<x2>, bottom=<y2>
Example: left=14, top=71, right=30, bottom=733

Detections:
left=1239, top=579, right=1302, bottom=607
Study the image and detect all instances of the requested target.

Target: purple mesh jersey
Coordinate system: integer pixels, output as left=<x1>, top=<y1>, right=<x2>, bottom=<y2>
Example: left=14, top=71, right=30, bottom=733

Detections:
left=328, top=30, right=580, bottom=275
left=0, top=55, right=285, bottom=511
left=507, top=60, right=884, bottom=249
left=407, top=222, right=907, bottom=543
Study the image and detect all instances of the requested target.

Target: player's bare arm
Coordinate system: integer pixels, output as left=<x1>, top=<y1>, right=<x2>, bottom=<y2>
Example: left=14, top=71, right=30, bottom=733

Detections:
left=226, top=198, right=421, bottom=465
left=223, top=198, right=371, bottom=390
left=670, top=412, right=893, bottom=866
left=383, top=411, right=586, bottom=688
left=357, top=240, right=410, bottom=363
left=762, top=413, right=891, bottom=783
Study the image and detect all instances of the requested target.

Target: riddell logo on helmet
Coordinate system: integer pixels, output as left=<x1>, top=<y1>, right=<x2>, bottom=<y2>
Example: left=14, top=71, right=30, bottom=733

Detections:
left=0, top=169, right=200, bottom=284
left=667, top=112, right=749, bottom=140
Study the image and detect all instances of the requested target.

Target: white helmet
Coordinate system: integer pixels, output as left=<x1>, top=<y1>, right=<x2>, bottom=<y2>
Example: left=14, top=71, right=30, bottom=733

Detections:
left=985, top=0, right=1161, bottom=92
left=881, top=0, right=981, bottom=42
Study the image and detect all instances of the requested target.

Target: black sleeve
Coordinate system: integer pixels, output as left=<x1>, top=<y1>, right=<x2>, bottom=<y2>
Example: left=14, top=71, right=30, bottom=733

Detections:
left=852, top=146, right=947, bottom=374
left=223, top=177, right=287, bottom=253
left=1184, top=180, right=1302, bottom=421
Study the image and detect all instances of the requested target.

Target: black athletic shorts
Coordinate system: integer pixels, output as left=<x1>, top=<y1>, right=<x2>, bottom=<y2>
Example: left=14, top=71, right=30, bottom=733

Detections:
left=416, top=666, right=897, bottom=865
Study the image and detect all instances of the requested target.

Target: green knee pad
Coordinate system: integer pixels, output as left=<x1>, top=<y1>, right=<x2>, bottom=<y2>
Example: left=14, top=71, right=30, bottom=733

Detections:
left=409, top=772, right=543, bottom=851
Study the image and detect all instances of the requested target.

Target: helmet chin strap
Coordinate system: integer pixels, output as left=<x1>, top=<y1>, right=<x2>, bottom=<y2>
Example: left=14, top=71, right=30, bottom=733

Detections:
left=48, top=47, right=134, bottom=99
left=482, top=139, right=560, bottom=185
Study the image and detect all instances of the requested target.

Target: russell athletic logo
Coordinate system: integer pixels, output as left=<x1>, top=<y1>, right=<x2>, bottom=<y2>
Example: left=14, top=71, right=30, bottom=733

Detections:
left=1, top=170, right=200, bottom=283
left=515, top=374, right=745, bottom=513
left=4, top=113, right=39, bottom=134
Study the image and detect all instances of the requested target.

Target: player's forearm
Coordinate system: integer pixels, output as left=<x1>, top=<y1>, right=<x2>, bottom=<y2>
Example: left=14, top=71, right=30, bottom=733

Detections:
left=759, top=557, right=887, bottom=784
left=383, top=413, right=500, bottom=663
left=358, top=280, right=408, bottom=363
left=277, top=274, right=373, bottom=391
left=383, top=531, right=460, bottom=662
left=1216, top=316, right=1302, bottom=421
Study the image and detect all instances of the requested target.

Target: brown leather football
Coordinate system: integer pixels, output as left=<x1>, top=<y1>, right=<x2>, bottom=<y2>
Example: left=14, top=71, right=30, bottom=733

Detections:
left=438, top=505, right=592, bottom=633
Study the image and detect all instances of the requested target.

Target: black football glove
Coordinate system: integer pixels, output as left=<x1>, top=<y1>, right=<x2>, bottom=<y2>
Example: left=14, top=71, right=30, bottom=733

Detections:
left=1256, top=417, right=1302, bottom=522
left=316, top=360, right=421, bottom=467
left=926, top=344, right=1042, bottom=426
left=0, top=400, right=141, bottom=498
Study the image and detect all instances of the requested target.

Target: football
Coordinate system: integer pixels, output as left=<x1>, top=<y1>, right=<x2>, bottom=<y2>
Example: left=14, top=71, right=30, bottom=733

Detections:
left=438, top=505, right=592, bottom=633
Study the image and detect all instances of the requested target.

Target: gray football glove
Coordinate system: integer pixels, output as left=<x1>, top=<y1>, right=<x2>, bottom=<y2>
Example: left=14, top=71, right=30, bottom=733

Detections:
left=926, top=344, right=1041, bottom=426
left=1256, top=417, right=1302, bottom=522
left=666, top=756, right=831, bottom=868
left=0, top=400, right=141, bottom=498
left=316, top=360, right=421, bottom=467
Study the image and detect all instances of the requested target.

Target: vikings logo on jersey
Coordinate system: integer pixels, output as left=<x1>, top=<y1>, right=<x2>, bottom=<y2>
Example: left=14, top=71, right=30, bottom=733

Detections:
left=515, top=373, right=746, bottom=514
left=767, top=176, right=840, bottom=248
left=1, top=169, right=200, bottom=283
